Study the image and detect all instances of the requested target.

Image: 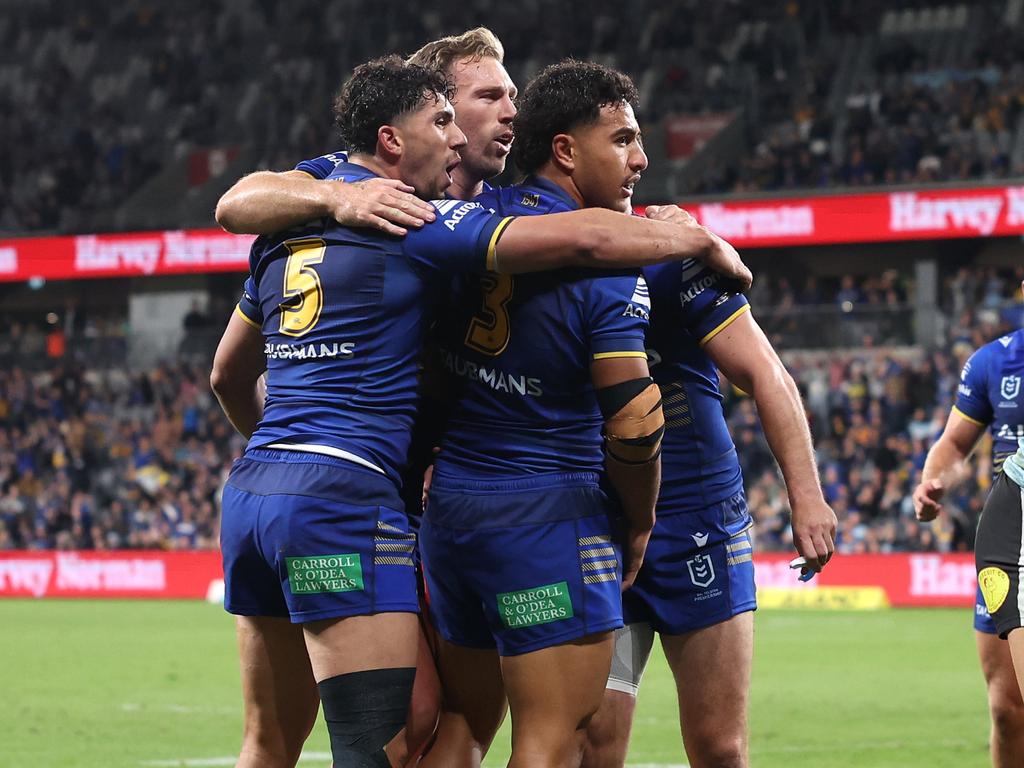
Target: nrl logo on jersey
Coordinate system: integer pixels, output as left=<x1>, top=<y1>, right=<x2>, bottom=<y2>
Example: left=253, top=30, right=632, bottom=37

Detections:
left=1002, top=375, right=1021, bottom=401
left=686, top=553, right=715, bottom=588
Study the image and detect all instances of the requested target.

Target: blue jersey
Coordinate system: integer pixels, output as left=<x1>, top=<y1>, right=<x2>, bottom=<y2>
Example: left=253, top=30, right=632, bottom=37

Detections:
left=954, top=329, right=1024, bottom=474
left=295, top=151, right=349, bottom=179
left=432, top=176, right=649, bottom=479
left=236, top=161, right=514, bottom=486
left=642, top=260, right=751, bottom=516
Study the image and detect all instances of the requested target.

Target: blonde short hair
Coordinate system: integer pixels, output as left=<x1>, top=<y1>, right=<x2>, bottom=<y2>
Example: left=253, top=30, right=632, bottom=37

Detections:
left=407, top=27, right=504, bottom=74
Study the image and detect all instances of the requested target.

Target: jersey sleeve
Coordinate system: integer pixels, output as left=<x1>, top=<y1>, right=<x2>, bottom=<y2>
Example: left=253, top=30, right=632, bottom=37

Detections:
left=235, top=275, right=262, bottom=330
left=674, top=261, right=751, bottom=346
left=293, top=151, right=348, bottom=180
left=401, top=200, right=514, bottom=277
left=586, top=272, right=650, bottom=361
left=954, top=347, right=993, bottom=426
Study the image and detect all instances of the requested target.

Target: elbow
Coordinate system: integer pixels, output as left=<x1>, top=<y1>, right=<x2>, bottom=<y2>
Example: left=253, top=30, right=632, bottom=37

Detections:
left=209, top=365, right=228, bottom=398
left=214, top=195, right=240, bottom=233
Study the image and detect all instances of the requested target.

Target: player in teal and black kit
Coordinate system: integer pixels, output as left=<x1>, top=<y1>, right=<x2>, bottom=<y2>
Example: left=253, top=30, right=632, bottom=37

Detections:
left=915, top=316, right=1024, bottom=767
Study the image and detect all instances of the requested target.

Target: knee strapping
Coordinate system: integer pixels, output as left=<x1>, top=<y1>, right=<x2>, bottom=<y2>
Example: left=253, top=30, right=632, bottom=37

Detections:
left=318, top=667, right=416, bottom=768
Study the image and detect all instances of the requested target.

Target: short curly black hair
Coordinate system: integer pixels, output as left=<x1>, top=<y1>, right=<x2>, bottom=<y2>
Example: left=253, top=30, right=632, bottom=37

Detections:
left=333, top=55, right=456, bottom=155
left=511, top=60, right=639, bottom=174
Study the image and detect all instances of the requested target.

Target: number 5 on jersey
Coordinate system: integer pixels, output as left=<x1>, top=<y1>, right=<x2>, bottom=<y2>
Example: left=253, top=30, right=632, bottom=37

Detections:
left=466, top=274, right=514, bottom=356
left=280, top=239, right=326, bottom=337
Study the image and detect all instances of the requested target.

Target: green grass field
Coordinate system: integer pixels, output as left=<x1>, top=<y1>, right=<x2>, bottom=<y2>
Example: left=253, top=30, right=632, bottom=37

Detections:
left=0, top=601, right=992, bottom=767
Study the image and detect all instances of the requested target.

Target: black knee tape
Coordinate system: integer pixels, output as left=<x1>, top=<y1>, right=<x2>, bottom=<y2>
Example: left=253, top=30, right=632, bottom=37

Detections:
left=318, top=667, right=415, bottom=768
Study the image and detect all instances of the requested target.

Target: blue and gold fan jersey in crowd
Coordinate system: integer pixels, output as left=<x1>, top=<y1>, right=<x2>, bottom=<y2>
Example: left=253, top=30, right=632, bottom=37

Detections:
left=235, top=161, right=513, bottom=487
left=431, top=176, right=649, bottom=481
left=952, top=329, right=1024, bottom=635
left=954, top=329, right=1024, bottom=474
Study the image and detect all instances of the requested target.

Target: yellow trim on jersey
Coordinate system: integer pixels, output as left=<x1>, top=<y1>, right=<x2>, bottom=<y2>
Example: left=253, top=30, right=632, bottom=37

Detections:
left=699, top=304, right=751, bottom=347
left=951, top=405, right=986, bottom=427
left=592, top=351, right=649, bottom=360
left=486, top=216, right=515, bottom=272
left=234, top=304, right=261, bottom=330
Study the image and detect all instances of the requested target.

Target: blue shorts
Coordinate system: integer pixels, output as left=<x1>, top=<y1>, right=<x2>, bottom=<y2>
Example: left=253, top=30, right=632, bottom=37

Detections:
left=420, top=473, right=623, bottom=656
left=220, top=448, right=419, bottom=623
left=624, top=492, right=756, bottom=635
left=975, top=585, right=998, bottom=634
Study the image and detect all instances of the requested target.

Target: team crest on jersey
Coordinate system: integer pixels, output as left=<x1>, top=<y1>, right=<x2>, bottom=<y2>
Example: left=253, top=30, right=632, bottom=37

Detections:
left=1001, top=375, right=1021, bottom=401
left=686, top=553, right=716, bottom=588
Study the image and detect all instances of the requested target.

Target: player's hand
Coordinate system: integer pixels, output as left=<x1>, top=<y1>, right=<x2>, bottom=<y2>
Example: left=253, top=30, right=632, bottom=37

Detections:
left=326, top=178, right=436, bottom=236
left=791, top=497, right=837, bottom=572
left=645, top=205, right=752, bottom=292
left=421, top=463, right=434, bottom=512
left=913, top=479, right=945, bottom=522
left=621, top=524, right=652, bottom=591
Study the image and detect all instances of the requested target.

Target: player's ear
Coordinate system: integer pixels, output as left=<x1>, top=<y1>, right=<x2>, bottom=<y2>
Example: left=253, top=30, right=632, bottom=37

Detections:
left=550, top=133, right=575, bottom=173
left=378, top=125, right=403, bottom=161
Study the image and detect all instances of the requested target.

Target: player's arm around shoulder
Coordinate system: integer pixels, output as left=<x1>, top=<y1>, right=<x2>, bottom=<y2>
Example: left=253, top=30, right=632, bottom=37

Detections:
left=210, top=307, right=267, bottom=440
left=214, top=170, right=435, bottom=236
left=491, top=206, right=751, bottom=289
left=591, top=355, right=663, bottom=590
left=704, top=308, right=837, bottom=570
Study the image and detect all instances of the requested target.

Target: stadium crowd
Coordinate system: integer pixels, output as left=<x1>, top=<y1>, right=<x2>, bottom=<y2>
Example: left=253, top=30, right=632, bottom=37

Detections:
left=1, top=265, right=1020, bottom=555
left=0, top=362, right=240, bottom=551
left=4, top=0, right=1023, bottom=233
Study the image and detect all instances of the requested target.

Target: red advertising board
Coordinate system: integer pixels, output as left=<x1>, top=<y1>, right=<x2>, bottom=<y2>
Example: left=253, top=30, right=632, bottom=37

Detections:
left=0, top=551, right=975, bottom=606
left=0, top=229, right=255, bottom=283
left=754, top=552, right=976, bottom=607
left=659, top=184, right=1024, bottom=248
left=0, top=184, right=1023, bottom=284
left=0, top=550, right=222, bottom=599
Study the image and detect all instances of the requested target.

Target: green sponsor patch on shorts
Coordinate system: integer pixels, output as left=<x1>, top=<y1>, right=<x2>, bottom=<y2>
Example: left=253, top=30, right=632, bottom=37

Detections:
left=497, top=581, right=574, bottom=629
left=286, top=554, right=363, bottom=594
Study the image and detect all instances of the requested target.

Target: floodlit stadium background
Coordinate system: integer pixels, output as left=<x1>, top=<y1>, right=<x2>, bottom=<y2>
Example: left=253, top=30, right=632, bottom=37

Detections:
left=1, top=1, right=1023, bottom=766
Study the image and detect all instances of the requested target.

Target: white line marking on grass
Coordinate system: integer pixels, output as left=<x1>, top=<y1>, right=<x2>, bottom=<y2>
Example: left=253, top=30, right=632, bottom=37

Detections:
left=143, top=752, right=332, bottom=766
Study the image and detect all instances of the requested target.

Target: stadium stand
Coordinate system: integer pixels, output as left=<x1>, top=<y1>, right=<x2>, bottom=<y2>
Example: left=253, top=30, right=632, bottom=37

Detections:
left=0, top=0, right=1022, bottom=556
left=1, top=266, right=1019, bottom=554
left=7, top=0, right=1024, bottom=233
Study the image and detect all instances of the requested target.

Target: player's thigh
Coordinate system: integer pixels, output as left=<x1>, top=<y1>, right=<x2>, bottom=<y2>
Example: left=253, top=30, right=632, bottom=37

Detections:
left=661, top=611, right=753, bottom=745
left=303, top=611, right=419, bottom=681
left=1007, top=629, right=1024, bottom=705
left=501, top=631, right=615, bottom=745
left=235, top=615, right=320, bottom=750
left=978, top=630, right=1024, bottom=710
left=418, top=637, right=507, bottom=768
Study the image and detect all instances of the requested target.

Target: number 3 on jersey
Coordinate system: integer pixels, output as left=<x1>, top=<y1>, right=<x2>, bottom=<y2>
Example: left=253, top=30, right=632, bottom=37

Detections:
left=465, top=274, right=514, bottom=356
left=280, top=239, right=326, bottom=337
